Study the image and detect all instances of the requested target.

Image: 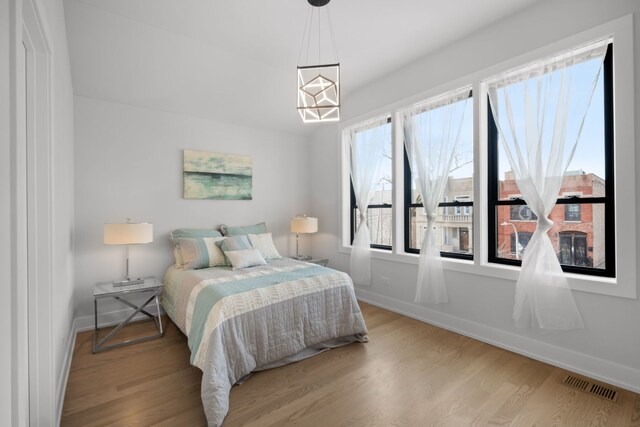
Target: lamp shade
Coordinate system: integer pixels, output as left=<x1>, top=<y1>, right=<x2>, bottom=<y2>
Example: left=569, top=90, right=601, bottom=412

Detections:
left=104, top=223, right=153, bottom=245
left=291, top=216, right=318, bottom=234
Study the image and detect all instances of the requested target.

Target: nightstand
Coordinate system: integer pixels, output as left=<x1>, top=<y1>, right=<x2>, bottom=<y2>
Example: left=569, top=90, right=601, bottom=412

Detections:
left=93, top=276, right=164, bottom=353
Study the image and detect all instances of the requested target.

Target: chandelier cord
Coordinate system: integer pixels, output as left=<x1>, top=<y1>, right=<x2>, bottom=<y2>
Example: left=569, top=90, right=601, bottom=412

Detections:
left=318, top=7, right=321, bottom=63
left=326, top=4, right=339, bottom=61
left=298, top=3, right=338, bottom=66
left=297, top=6, right=313, bottom=65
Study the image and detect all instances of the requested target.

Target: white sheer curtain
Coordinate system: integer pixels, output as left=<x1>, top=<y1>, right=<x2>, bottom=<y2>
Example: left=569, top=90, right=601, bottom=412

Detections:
left=404, top=88, right=471, bottom=303
left=487, top=39, right=609, bottom=329
left=348, top=116, right=391, bottom=285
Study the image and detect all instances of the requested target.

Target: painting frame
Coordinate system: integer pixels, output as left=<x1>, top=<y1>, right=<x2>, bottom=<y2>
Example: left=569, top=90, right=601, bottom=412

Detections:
left=183, top=149, right=253, bottom=200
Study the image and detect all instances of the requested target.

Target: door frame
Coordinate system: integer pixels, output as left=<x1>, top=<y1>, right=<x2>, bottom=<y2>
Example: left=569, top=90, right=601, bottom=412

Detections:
left=11, top=0, right=55, bottom=424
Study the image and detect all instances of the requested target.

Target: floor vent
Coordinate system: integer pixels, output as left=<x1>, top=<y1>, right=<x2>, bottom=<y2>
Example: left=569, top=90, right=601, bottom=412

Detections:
left=562, top=375, right=619, bottom=402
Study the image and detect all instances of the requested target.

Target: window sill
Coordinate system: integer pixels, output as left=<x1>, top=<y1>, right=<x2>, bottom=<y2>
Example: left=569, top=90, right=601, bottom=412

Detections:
left=339, top=245, right=633, bottom=299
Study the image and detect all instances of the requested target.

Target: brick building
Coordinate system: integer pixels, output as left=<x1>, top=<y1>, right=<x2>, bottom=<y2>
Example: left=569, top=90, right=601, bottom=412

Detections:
left=497, top=170, right=605, bottom=268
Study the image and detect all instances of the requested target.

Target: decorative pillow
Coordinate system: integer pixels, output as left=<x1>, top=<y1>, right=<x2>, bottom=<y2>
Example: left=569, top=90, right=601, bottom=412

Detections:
left=225, top=249, right=267, bottom=270
left=217, top=234, right=252, bottom=251
left=220, top=222, right=267, bottom=236
left=176, top=237, right=227, bottom=270
left=216, top=235, right=252, bottom=264
left=248, top=232, right=281, bottom=260
left=170, top=228, right=223, bottom=266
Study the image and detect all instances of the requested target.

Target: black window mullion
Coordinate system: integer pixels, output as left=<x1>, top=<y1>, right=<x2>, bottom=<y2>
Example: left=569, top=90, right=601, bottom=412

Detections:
left=404, top=148, right=412, bottom=253
left=495, top=197, right=607, bottom=206
left=603, top=43, right=615, bottom=277
left=350, top=181, right=356, bottom=245
left=487, top=97, right=500, bottom=265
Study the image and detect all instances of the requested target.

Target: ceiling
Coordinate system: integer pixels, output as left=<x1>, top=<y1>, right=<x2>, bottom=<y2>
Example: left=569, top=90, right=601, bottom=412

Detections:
left=64, top=0, right=540, bottom=136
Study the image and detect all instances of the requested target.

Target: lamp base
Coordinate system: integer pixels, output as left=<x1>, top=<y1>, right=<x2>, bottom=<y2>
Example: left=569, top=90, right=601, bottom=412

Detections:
left=113, top=277, right=145, bottom=287
left=292, top=255, right=312, bottom=261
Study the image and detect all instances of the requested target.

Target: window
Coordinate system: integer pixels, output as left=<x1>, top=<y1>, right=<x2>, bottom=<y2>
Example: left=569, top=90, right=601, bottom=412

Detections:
left=488, top=43, right=614, bottom=277
left=565, top=204, right=581, bottom=222
left=510, top=204, right=537, bottom=221
left=350, top=117, right=393, bottom=249
left=404, top=91, right=474, bottom=258
left=455, top=195, right=471, bottom=215
left=558, top=231, right=592, bottom=267
left=509, top=231, right=532, bottom=258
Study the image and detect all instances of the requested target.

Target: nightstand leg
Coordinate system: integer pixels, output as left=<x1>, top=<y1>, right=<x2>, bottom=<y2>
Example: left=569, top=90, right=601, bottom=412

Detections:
left=154, top=294, right=164, bottom=336
left=93, top=298, right=98, bottom=352
left=94, top=294, right=157, bottom=351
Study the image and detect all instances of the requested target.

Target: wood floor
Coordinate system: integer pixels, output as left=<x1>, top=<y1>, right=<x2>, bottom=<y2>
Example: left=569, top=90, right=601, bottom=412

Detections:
left=62, top=303, right=640, bottom=426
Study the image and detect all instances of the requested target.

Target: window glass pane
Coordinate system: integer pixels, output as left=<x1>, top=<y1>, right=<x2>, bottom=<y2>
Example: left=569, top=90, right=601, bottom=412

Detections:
left=410, top=97, right=473, bottom=204
left=496, top=202, right=605, bottom=269
left=354, top=207, right=392, bottom=247
left=565, top=204, right=581, bottom=222
left=497, top=59, right=606, bottom=200
left=409, top=206, right=473, bottom=255
left=365, top=121, right=392, bottom=205
left=510, top=205, right=537, bottom=221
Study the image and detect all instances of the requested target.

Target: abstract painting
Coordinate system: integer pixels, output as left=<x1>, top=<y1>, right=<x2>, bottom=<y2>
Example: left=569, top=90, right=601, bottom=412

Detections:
left=183, top=149, right=252, bottom=200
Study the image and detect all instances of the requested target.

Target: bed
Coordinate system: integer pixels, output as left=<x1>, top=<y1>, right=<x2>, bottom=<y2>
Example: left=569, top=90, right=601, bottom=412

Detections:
left=162, top=257, right=368, bottom=427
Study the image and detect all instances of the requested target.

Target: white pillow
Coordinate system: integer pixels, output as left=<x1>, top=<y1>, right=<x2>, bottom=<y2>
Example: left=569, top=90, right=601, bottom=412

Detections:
left=225, top=249, right=267, bottom=270
left=248, top=232, right=281, bottom=260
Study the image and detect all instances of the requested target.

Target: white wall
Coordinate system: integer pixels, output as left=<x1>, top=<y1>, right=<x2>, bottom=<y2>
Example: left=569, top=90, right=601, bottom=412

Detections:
left=310, top=0, right=640, bottom=392
left=74, top=96, right=311, bottom=320
left=0, top=1, right=13, bottom=423
left=0, top=0, right=75, bottom=424
left=43, top=0, right=76, bottom=415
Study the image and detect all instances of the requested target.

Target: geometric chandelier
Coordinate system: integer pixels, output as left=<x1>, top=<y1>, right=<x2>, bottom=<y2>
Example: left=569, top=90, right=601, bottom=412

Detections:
left=297, top=63, right=340, bottom=122
left=297, top=0, right=340, bottom=123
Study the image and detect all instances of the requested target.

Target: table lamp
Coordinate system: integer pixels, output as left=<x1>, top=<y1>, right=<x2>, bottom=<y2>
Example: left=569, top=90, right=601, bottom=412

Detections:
left=104, top=219, right=153, bottom=286
left=291, top=215, right=318, bottom=261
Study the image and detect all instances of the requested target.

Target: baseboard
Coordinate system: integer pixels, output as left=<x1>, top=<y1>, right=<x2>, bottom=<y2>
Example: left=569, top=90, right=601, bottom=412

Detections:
left=355, top=288, right=640, bottom=394
left=56, top=317, right=77, bottom=426
left=75, top=305, right=166, bottom=332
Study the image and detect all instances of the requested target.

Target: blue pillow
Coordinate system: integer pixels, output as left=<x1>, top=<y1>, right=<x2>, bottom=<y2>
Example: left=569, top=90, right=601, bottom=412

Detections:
left=220, top=222, right=267, bottom=236
left=170, top=228, right=223, bottom=242
left=170, top=228, right=223, bottom=266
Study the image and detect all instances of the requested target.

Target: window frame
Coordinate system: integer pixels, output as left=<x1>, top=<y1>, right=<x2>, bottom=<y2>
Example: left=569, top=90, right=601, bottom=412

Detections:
left=403, top=90, right=474, bottom=260
left=564, top=204, right=582, bottom=222
left=486, top=44, right=615, bottom=278
left=349, top=116, right=393, bottom=251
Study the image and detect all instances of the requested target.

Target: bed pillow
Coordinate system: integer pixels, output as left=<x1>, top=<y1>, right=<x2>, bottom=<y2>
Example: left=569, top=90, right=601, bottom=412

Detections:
left=176, top=237, right=227, bottom=270
left=220, top=222, right=267, bottom=237
left=225, top=249, right=267, bottom=270
left=170, top=228, right=223, bottom=266
left=170, top=228, right=223, bottom=242
left=216, top=235, right=252, bottom=264
left=217, top=235, right=252, bottom=252
left=248, top=232, right=281, bottom=260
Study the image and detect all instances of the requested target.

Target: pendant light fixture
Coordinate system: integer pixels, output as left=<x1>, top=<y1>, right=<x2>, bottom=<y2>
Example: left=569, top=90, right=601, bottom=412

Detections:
left=297, top=0, right=340, bottom=123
